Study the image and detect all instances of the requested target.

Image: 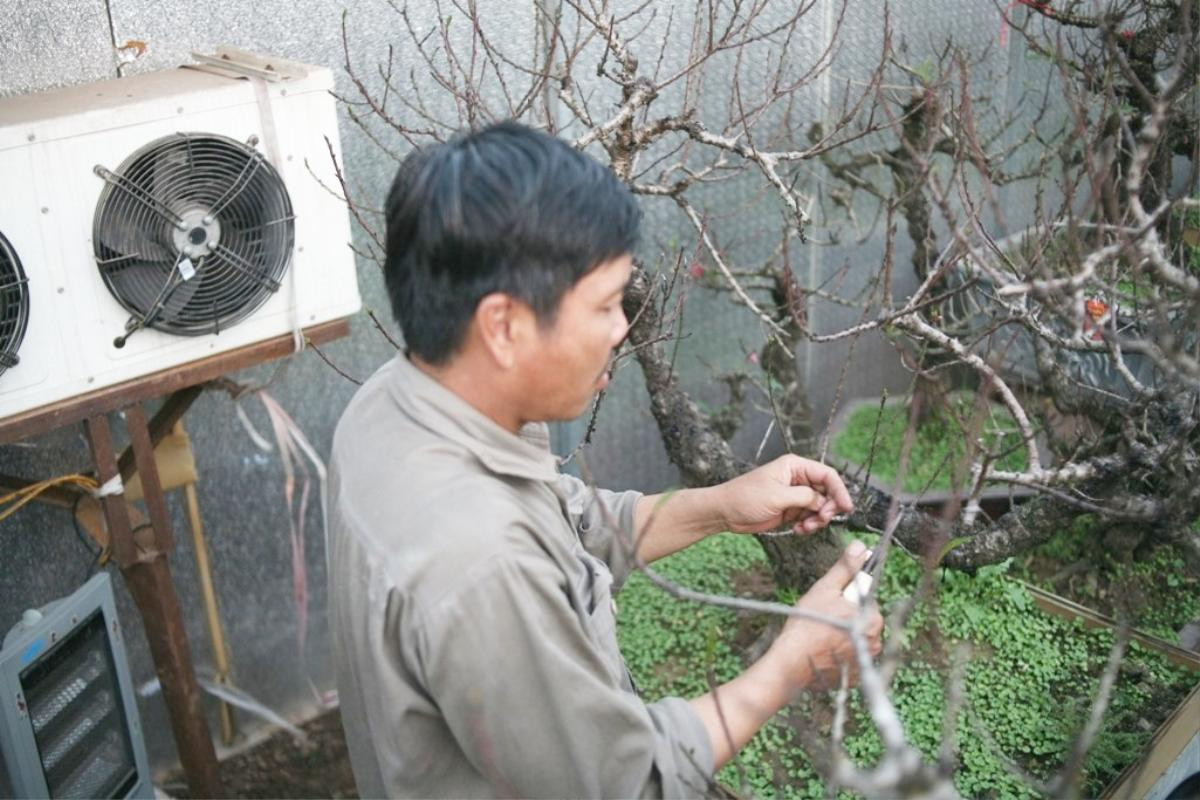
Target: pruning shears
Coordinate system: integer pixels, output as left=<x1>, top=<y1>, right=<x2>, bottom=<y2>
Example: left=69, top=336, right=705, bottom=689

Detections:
left=842, top=547, right=880, bottom=604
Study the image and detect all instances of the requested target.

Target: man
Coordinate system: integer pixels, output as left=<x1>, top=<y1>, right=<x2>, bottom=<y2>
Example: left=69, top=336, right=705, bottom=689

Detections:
left=328, top=121, right=883, bottom=798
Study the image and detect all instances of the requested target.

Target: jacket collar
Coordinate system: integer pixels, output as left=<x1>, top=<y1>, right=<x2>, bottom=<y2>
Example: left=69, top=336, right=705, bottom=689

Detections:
left=384, top=353, right=559, bottom=483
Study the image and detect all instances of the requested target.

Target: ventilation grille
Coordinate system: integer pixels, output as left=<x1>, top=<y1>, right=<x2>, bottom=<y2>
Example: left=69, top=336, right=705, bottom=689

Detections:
left=92, top=133, right=295, bottom=345
left=0, top=230, right=30, bottom=374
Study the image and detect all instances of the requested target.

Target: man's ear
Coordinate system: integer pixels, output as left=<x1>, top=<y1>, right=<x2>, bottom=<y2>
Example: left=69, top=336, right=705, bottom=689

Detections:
left=473, top=293, right=535, bottom=369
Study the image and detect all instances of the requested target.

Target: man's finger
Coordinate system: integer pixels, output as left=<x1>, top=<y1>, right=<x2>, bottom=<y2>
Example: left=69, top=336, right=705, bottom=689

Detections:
left=817, top=540, right=871, bottom=592
left=867, top=608, right=884, bottom=637
left=787, top=457, right=853, bottom=513
left=793, top=515, right=821, bottom=534
left=815, top=497, right=842, bottom=523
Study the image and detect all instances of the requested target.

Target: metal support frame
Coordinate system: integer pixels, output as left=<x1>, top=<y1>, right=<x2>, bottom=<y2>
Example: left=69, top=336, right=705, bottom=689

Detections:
left=85, top=406, right=224, bottom=798
left=0, top=318, right=350, bottom=798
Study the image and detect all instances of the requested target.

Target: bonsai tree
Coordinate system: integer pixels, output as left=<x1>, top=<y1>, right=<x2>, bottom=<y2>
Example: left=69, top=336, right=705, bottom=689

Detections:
left=327, top=0, right=1198, bottom=794
left=336, top=0, right=1198, bottom=573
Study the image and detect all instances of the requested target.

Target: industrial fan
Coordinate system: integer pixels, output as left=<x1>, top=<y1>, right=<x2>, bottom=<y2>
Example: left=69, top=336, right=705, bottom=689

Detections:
left=0, top=230, right=30, bottom=375
left=0, top=51, right=361, bottom=422
left=92, top=133, right=295, bottom=347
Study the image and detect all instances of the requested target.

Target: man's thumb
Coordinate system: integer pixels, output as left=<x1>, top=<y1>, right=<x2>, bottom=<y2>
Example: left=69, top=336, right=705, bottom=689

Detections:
left=821, top=540, right=870, bottom=591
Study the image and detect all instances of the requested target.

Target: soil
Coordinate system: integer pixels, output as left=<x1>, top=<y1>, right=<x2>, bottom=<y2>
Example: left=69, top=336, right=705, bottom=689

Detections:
left=162, top=710, right=358, bottom=799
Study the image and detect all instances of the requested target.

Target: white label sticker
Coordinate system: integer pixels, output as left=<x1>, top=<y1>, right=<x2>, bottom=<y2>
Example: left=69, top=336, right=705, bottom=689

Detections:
left=178, top=257, right=196, bottom=281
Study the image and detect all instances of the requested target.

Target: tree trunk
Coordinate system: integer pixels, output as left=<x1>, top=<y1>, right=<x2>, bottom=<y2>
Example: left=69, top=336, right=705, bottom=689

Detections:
left=624, top=266, right=837, bottom=590
left=623, top=267, right=1137, bottom=583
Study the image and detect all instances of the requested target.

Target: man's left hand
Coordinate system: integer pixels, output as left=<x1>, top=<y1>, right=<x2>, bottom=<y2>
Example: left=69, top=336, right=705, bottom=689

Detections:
left=715, top=454, right=853, bottom=535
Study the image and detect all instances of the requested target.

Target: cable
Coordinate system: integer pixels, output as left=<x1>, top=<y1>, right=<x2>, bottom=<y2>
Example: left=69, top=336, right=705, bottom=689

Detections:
left=68, top=492, right=112, bottom=578
left=0, top=474, right=99, bottom=523
left=70, top=492, right=98, bottom=579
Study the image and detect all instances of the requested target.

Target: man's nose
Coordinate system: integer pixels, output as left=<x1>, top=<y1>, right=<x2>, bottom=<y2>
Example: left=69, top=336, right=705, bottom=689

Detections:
left=613, top=309, right=629, bottom=345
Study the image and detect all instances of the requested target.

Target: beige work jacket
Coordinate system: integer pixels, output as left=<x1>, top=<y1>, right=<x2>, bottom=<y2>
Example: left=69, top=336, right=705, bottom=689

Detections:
left=328, top=354, right=714, bottom=798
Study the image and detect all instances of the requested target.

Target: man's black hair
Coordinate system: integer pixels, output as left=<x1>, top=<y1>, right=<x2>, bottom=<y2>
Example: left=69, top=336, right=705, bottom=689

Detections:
left=383, top=121, right=642, bottom=364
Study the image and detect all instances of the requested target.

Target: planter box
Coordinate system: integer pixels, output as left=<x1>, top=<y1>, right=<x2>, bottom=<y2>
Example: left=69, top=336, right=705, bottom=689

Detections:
left=1103, top=684, right=1199, bottom=800
left=1011, top=580, right=1200, bottom=799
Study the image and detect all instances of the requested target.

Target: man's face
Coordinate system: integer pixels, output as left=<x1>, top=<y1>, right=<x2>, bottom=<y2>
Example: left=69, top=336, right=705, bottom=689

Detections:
left=518, top=254, right=633, bottom=422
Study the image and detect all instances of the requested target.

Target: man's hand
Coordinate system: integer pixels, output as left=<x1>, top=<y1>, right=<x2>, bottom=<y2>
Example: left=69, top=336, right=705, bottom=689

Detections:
left=716, top=454, right=853, bottom=535
left=689, top=542, right=884, bottom=768
left=770, top=542, right=884, bottom=691
left=634, top=455, right=852, bottom=561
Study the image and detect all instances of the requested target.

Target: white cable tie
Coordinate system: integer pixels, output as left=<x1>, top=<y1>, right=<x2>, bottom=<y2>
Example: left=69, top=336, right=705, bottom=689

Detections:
left=92, top=475, right=125, bottom=498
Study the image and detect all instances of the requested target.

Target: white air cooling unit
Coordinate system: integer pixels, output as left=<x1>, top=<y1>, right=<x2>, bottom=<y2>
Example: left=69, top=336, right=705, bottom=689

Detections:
left=0, top=48, right=362, bottom=422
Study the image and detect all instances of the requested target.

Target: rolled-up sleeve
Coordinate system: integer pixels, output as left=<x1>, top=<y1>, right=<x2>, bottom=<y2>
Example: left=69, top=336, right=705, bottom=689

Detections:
left=555, top=473, right=642, bottom=588
left=412, top=548, right=713, bottom=798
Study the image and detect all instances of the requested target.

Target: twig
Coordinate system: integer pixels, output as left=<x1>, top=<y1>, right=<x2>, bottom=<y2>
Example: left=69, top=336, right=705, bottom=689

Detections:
left=306, top=340, right=362, bottom=386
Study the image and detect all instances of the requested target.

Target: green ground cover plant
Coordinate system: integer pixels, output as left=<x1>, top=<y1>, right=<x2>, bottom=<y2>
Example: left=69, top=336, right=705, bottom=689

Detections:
left=870, top=549, right=1196, bottom=798
left=1011, top=516, right=1200, bottom=644
left=615, top=534, right=827, bottom=798
left=616, top=532, right=1200, bottom=798
left=830, top=395, right=1028, bottom=495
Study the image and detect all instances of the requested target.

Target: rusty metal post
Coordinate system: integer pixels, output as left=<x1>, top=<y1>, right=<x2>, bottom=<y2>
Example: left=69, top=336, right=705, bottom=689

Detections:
left=85, top=411, right=225, bottom=798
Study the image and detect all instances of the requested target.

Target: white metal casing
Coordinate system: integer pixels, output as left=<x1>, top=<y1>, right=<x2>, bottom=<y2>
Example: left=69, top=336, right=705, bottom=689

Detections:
left=0, top=53, right=362, bottom=422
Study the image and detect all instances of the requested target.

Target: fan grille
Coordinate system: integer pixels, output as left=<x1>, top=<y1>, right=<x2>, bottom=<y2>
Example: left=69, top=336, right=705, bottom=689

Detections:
left=93, top=132, right=294, bottom=342
left=0, top=230, right=30, bottom=373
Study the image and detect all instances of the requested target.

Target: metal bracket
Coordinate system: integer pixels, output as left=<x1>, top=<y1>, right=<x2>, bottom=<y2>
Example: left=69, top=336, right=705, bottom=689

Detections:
left=186, top=46, right=310, bottom=82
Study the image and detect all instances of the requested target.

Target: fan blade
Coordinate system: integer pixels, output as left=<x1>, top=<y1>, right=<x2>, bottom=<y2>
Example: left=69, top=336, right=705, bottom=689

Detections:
left=95, top=217, right=175, bottom=272
left=94, top=166, right=185, bottom=228
left=209, top=243, right=281, bottom=293
left=205, top=152, right=263, bottom=220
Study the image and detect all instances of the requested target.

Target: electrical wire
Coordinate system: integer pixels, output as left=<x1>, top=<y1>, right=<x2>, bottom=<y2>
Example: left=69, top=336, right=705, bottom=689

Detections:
left=0, top=474, right=99, bottom=523
left=70, top=492, right=99, bottom=578
left=69, top=491, right=112, bottom=578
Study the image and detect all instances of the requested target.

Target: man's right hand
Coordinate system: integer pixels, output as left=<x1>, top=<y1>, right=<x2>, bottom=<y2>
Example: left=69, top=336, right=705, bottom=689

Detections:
left=770, top=541, right=884, bottom=691
left=688, top=540, right=886, bottom=768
